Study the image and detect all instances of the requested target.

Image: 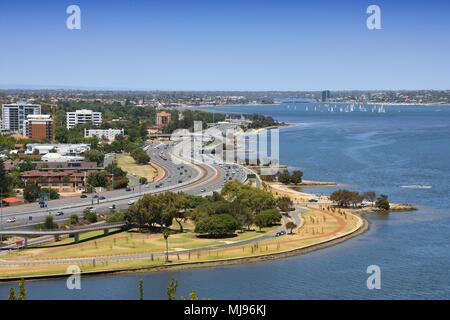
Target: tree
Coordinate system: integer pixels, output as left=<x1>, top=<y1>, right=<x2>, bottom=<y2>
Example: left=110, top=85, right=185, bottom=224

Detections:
left=130, top=148, right=150, bottom=165
left=23, top=182, right=41, bottom=203
left=43, top=215, right=58, bottom=230
left=255, top=209, right=282, bottom=231
left=195, top=214, right=239, bottom=238
left=18, top=158, right=34, bottom=172
left=167, top=279, right=178, bottom=300
left=84, top=149, right=105, bottom=166
left=278, top=170, right=291, bottom=184
left=87, top=171, right=108, bottom=188
left=83, top=209, right=98, bottom=223
left=106, top=211, right=125, bottom=223
left=286, top=221, right=297, bottom=234
left=376, top=195, right=390, bottom=211
left=139, top=177, right=148, bottom=185
left=188, top=290, right=198, bottom=300
left=277, top=196, right=293, bottom=212
left=41, top=188, right=60, bottom=200
left=363, top=191, right=376, bottom=206
left=290, top=170, right=303, bottom=184
left=8, top=288, right=16, bottom=300
left=163, top=231, right=170, bottom=262
left=330, top=189, right=361, bottom=208
left=18, top=279, right=26, bottom=300
left=69, top=214, right=79, bottom=225
left=0, top=160, right=13, bottom=195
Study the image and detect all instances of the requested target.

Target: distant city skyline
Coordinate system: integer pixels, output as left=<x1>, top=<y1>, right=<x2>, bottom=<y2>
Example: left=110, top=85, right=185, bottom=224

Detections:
left=1, top=0, right=450, bottom=91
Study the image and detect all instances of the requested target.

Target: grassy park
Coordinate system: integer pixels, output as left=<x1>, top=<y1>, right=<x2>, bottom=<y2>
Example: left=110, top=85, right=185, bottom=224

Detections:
left=116, top=155, right=163, bottom=182
left=0, top=206, right=362, bottom=279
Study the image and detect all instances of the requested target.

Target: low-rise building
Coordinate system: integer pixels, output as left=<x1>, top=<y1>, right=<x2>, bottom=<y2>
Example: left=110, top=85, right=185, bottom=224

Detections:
left=84, top=128, right=124, bottom=141
left=41, top=153, right=85, bottom=163
left=156, top=111, right=171, bottom=129
left=21, top=170, right=98, bottom=193
left=25, top=143, right=90, bottom=156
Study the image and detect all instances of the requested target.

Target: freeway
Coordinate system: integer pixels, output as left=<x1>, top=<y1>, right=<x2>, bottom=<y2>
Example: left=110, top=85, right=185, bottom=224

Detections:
left=0, top=135, right=248, bottom=231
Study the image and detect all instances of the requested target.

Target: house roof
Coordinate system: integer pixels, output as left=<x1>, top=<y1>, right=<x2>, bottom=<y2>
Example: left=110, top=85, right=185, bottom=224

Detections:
left=1, top=197, right=22, bottom=204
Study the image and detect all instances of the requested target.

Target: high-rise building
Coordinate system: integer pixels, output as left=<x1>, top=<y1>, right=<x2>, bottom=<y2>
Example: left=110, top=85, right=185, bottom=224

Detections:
left=156, top=111, right=171, bottom=129
left=23, top=114, right=53, bottom=140
left=321, top=90, right=331, bottom=102
left=66, top=109, right=102, bottom=129
left=2, top=102, right=41, bottom=133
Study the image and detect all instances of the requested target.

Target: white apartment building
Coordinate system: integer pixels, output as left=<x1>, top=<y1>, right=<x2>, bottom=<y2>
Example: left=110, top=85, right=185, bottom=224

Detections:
left=2, top=102, right=41, bottom=133
left=66, top=109, right=102, bottom=129
left=84, top=128, right=124, bottom=141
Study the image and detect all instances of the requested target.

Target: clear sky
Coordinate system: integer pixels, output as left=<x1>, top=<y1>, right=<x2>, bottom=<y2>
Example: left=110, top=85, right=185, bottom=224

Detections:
left=1, top=0, right=449, bottom=91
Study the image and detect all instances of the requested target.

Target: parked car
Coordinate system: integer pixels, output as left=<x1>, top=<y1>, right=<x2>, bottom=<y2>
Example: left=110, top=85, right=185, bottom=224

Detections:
left=80, top=194, right=88, bottom=198
left=86, top=206, right=96, bottom=213
left=125, top=187, right=132, bottom=192
left=109, top=204, right=116, bottom=210
left=6, top=217, right=16, bottom=223
left=308, top=199, right=319, bottom=203
left=127, top=200, right=135, bottom=206
left=99, top=196, right=106, bottom=200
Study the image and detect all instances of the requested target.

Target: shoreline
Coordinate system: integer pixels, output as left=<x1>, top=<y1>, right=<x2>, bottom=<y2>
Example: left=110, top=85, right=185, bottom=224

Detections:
left=0, top=211, right=367, bottom=283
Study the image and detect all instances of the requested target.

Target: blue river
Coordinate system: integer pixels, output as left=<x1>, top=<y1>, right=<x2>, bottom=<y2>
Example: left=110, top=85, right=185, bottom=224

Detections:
left=1, top=103, right=449, bottom=299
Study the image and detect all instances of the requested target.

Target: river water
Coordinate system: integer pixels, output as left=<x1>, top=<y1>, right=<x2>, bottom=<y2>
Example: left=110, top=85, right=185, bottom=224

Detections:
left=1, top=103, right=449, bottom=299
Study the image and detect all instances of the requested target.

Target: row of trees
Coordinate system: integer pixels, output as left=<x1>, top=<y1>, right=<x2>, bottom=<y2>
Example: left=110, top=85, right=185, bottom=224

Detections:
left=330, top=189, right=390, bottom=211
left=87, top=162, right=129, bottom=190
left=277, top=169, right=304, bottom=185
left=124, top=181, right=284, bottom=238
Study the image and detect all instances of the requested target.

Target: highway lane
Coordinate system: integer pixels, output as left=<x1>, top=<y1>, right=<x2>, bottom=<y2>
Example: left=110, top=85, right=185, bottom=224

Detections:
left=0, top=138, right=247, bottom=231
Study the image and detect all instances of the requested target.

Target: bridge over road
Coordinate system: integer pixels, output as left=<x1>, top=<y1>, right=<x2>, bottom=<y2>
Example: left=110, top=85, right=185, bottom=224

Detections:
left=0, top=222, right=127, bottom=249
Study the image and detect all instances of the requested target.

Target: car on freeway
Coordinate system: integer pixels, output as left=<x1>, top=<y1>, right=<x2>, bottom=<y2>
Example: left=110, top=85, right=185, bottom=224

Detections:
left=6, top=217, right=16, bottom=223
left=55, top=211, right=64, bottom=216
left=128, top=200, right=136, bottom=205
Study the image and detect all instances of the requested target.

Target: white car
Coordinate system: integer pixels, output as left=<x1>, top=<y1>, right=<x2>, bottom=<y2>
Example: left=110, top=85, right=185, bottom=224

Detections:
left=6, top=217, right=16, bottom=223
left=128, top=200, right=136, bottom=205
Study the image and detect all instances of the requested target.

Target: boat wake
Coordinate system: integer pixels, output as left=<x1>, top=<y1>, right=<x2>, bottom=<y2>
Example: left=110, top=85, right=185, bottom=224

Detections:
left=400, top=185, right=432, bottom=190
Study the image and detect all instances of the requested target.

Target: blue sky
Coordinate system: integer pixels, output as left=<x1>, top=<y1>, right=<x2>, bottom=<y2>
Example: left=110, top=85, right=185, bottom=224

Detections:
left=0, top=0, right=449, bottom=91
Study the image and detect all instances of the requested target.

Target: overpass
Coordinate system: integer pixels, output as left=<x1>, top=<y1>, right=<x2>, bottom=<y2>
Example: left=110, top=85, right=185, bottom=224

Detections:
left=0, top=222, right=127, bottom=248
